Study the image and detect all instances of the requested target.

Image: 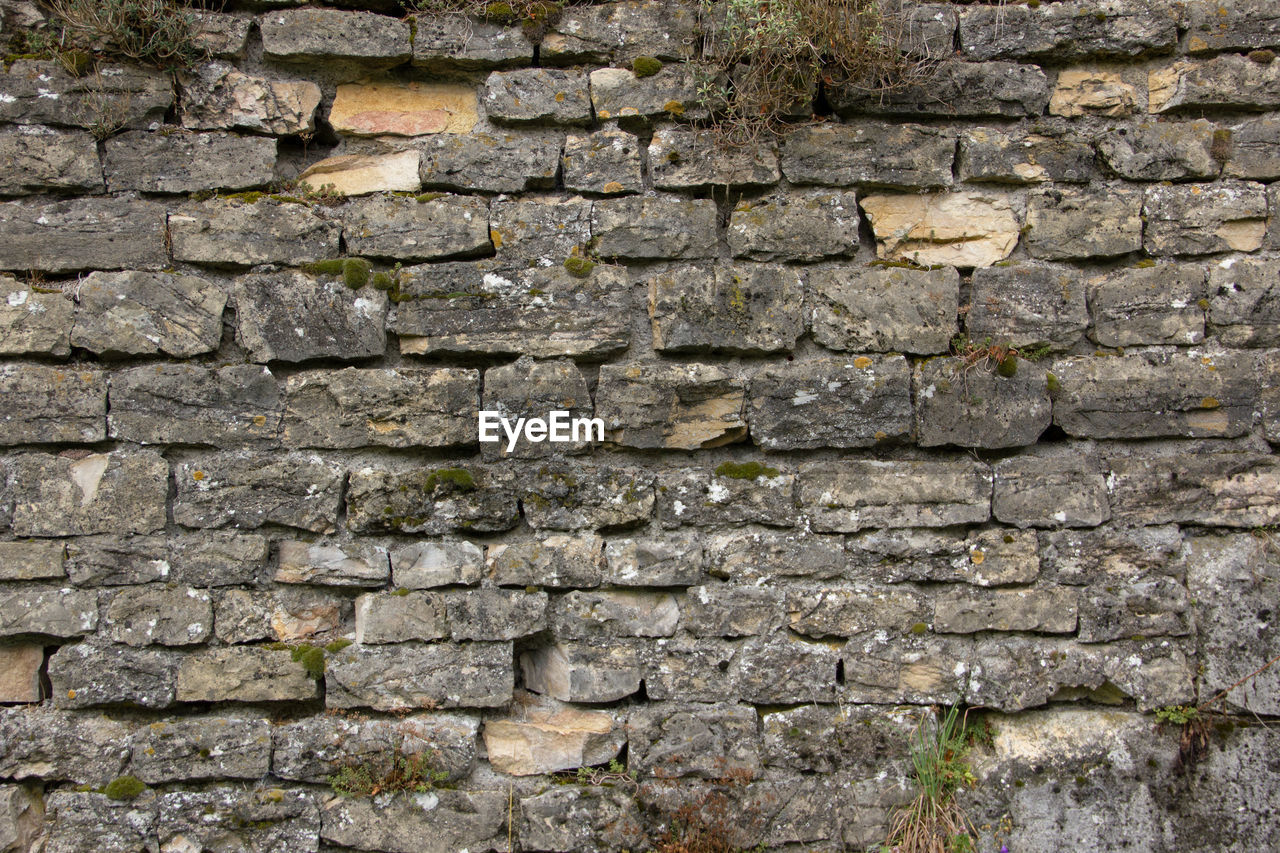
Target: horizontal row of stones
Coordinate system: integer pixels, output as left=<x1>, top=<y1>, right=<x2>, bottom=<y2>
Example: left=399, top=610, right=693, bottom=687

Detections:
left=0, top=439, right=1276, bottom=538
left=5, top=106, right=1280, bottom=198
left=0, top=343, right=1276, bottom=452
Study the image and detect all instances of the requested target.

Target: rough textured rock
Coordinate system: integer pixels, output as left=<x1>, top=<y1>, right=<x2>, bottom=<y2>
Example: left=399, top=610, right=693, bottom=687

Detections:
left=1143, top=181, right=1268, bottom=255
left=589, top=66, right=703, bottom=121
left=484, top=68, right=591, bottom=125
left=260, top=8, right=410, bottom=63
left=1106, top=447, right=1280, bottom=527
left=860, top=191, right=1019, bottom=267
left=173, top=452, right=344, bottom=532
left=521, top=642, right=642, bottom=702
left=596, top=362, right=746, bottom=449
left=330, top=80, right=477, bottom=136
left=1089, top=262, right=1206, bottom=346
left=935, top=586, right=1079, bottom=634
left=277, top=540, right=389, bottom=587
left=750, top=355, right=913, bottom=449
left=605, top=532, right=703, bottom=586
left=0, top=540, right=65, bottom=581
left=487, top=534, right=604, bottom=588
left=103, top=586, right=212, bottom=647
left=728, top=190, right=860, bottom=261
left=64, top=536, right=168, bottom=587
left=481, top=357, right=593, bottom=458
left=627, top=702, right=761, bottom=779
left=1223, top=115, right=1280, bottom=180
left=1149, top=55, right=1280, bottom=113
left=0, top=198, right=167, bottom=274
left=234, top=272, right=386, bottom=363
left=799, top=459, right=992, bottom=532
left=0, top=645, right=44, bottom=703
left=782, top=122, right=954, bottom=189
left=483, top=692, right=623, bottom=775
left=847, top=527, right=1040, bottom=586
left=591, top=195, right=717, bottom=259
left=346, top=464, right=519, bottom=535
left=831, top=60, right=1051, bottom=117
left=522, top=464, right=655, bottom=531
left=1209, top=257, right=1280, bottom=346
left=1025, top=185, right=1144, bottom=260
left=958, top=0, right=1177, bottom=61
left=650, top=129, right=779, bottom=189
left=104, top=130, right=276, bottom=194
left=1096, top=118, right=1219, bottom=181
left=131, top=716, right=271, bottom=782
left=649, top=263, right=804, bottom=354
left=354, top=591, right=445, bottom=644
left=0, top=364, right=104, bottom=445
left=0, top=708, right=131, bottom=784
left=657, top=466, right=796, bottom=529
left=490, top=196, right=592, bottom=261
left=0, top=126, right=103, bottom=194
left=282, top=367, right=477, bottom=449
left=0, top=276, right=74, bottom=357
left=158, top=787, right=319, bottom=852
left=392, top=540, right=485, bottom=589
left=915, top=357, right=1052, bottom=449
left=49, top=640, right=178, bottom=708
left=411, top=14, right=533, bottom=69
left=297, top=150, right=423, bottom=196
left=0, top=783, right=42, bottom=850
left=109, top=363, right=282, bottom=448
left=69, top=271, right=227, bottom=357
left=808, top=264, right=958, bottom=354
left=542, top=0, right=698, bottom=64
left=9, top=450, right=167, bottom=537
left=320, top=791, right=508, bottom=853
left=993, top=455, right=1111, bottom=528
left=176, top=647, right=319, bottom=703
left=967, top=261, right=1090, bottom=348
left=959, top=125, right=1095, bottom=184
left=40, top=791, right=158, bottom=853
left=0, top=60, right=171, bottom=130
left=343, top=193, right=491, bottom=260
left=169, top=200, right=340, bottom=267
left=326, top=642, right=512, bottom=710
left=420, top=130, right=562, bottom=193
left=181, top=61, right=321, bottom=134
left=1049, top=67, right=1146, bottom=116
left=562, top=129, right=644, bottom=194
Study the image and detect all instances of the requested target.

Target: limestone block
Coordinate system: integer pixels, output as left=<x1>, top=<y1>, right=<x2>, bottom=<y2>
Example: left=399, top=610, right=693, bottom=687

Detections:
left=70, top=270, right=227, bottom=357
left=650, top=262, right=804, bottom=354
left=331, top=80, right=478, bottom=136
left=173, top=451, right=344, bottom=533
left=297, top=150, right=422, bottom=196
left=861, top=191, right=1019, bottom=267
left=967, top=261, right=1089, bottom=348
left=562, top=129, right=644, bottom=194
left=109, top=364, right=282, bottom=448
left=169, top=200, right=340, bottom=267
left=782, top=122, right=953, bottom=189
left=103, top=130, right=276, bottom=193
left=808, top=264, right=959, bottom=354
left=0, top=126, right=103, bottom=194
left=728, top=190, right=860, bottom=261
left=0, top=364, right=104, bottom=444
left=1025, top=185, right=1144, bottom=260
left=483, top=692, right=623, bottom=775
left=10, top=450, right=167, bottom=536
left=1144, top=181, right=1267, bottom=255
left=233, top=272, right=385, bottom=363
left=181, top=61, right=321, bottom=134
left=595, top=362, right=746, bottom=449
left=1050, top=67, right=1145, bottom=117
left=799, top=459, right=992, bottom=532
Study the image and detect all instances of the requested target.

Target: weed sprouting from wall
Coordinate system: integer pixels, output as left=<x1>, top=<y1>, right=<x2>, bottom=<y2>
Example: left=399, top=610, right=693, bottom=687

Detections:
left=880, top=705, right=980, bottom=853
left=38, top=0, right=210, bottom=70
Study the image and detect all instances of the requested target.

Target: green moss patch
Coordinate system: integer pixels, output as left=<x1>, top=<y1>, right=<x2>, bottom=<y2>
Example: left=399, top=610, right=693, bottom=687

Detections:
left=714, top=461, right=780, bottom=480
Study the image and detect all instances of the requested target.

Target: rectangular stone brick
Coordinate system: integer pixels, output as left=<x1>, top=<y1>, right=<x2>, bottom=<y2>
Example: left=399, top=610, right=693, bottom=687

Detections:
left=522, top=463, right=654, bottom=531
left=782, top=122, right=954, bottom=189
left=649, top=128, right=779, bottom=190
left=799, top=459, right=992, bottom=532
left=0, top=706, right=131, bottom=784
left=656, top=466, right=796, bottom=529
left=342, top=194, right=491, bottom=261
left=10, top=450, right=167, bottom=537
left=993, top=455, right=1111, bottom=528
left=554, top=589, right=678, bottom=638
left=737, top=634, right=841, bottom=704
left=596, top=363, right=746, bottom=450
left=520, top=641, right=641, bottom=702
left=706, top=528, right=845, bottom=583
left=0, top=365, right=104, bottom=444
left=934, top=586, right=1079, bottom=633
left=543, top=0, right=698, bottom=64
left=1209, top=256, right=1280, bottom=346
left=446, top=588, right=549, bottom=640
left=0, top=586, right=97, bottom=638
left=0, top=60, right=171, bottom=129
left=1049, top=66, right=1148, bottom=117
left=412, top=14, right=533, bottom=69
left=591, top=195, right=717, bottom=260
left=102, top=585, right=212, bottom=647
left=1096, top=118, right=1218, bottom=182
left=326, top=642, right=513, bottom=710
left=354, top=591, right=446, bottom=644
left=487, top=534, right=604, bottom=588
left=830, top=61, right=1050, bottom=118
left=627, top=702, right=760, bottom=780
left=1223, top=116, right=1280, bottom=180
left=109, top=363, right=281, bottom=447
left=0, top=126, right=103, bottom=194
left=604, top=532, right=703, bottom=586
left=1149, top=55, right=1280, bottom=112
left=1088, top=262, right=1206, bottom=347
left=808, top=264, right=958, bottom=354
left=589, top=65, right=703, bottom=121
left=1040, top=524, right=1185, bottom=586
left=481, top=357, right=593, bottom=460
left=650, top=263, right=804, bottom=355
left=65, top=535, right=168, bottom=587
left=490, top=196, right=592, bottom=262
left=0, top=540, right=64, bottom=581
left=321, top=791, right=507, bottom=853
left=72, top=270, right=228, bottom=358
left=959, top=0, right=1176, bottom=61
left=1107, top=447, right=1280, bottom=526
left=276, top=540, right=389, bottom=587
left=260, top=8, right=410, bottom=63
left=393, top=261, right=630, bottom=359
left=420, top=130, right=562, bottom=193
left=728, top=190, right=859, bottom=262
left=0, top=645, right=43, bottom=702
left=839, top=634, right=971, bottom=705
left=967, top=261, right=1089, bottom=348
left=1051, top=351, right=1256, bottom=439
left=484, top=68, right=591, bottom=125
left=846, top=527, right=1040, bottom=586
left=176, top=647, right=319, bottom=703
left=751, top=355, right=912, bottom=449
left=104, top=130, right=276, bottom=194
left=860, top=190, right=1020, bottom=267
left=787, top=586, right=928, bottom=638
left=282, top=367, right=477, bottom=449
left=169, top=531, right=269, bottom=587
left=130, top=716, right=271, bottom=782
left=0, top=276, right=73, bottom=357
left=346, top=464, right=519, bottom=535
left=392, top=540, right=484, bottom=589
left=1144, top=181, right=1268, bottom=256
left=173, top=452, right=344, bottom=533
left=1185, top=0, right=1280, bottom=54
left=0, top=198, right=167, bottom=274
left=1026, top=186, right=1144, bottom=260
left=958, top=126, right=1095, bottom=184
left=180, top=61, right=322, bottom=135
left=234, top=272, right=386, bottom=363
left=170, top=199, right=341, bottom=267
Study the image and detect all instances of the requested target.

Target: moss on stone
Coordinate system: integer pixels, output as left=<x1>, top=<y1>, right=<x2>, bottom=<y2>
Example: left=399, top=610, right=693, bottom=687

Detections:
left=996, top=354, right=1018, bottom=377
left=425, top=467, right=476, bottom=492
left=1046, top=372, right=1061, bottom=393
left=103, top=775, right=146, bottom=801
left=291, top=644, right=326, bottom=679
left=301, top=259, right=346, bottom=276
left=632, top=55, right=663, bottom=78
left=563, top=256, right=595, bottom=278
left=714, top=461, right=780, bottom=480
left=342, top=257, right=372, bottom=290
left=325, top=639, right=353, bottom=652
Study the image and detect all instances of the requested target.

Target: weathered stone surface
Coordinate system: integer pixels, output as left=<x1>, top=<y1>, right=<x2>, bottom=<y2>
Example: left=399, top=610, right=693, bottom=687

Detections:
left=1187, top=533, right=1280, bottom=713
left=487, top=534, right=603, bottom=588
left=483, top=68, right=591, bottom=125
left=482, top=357, right=592, bottom=458
left=182, top=61, right=321, bottom=134
left=104, top=130, right=276, bottom=194
left=782, top=122, right=953, bottom=189
left=605, top=532, right=702, bottom=586
left=298, top=150, right=422, bottom=196
left=1106, top=446, right=1280, bottom=527
left=915, top=357, right=1052, bottom=449
left=346, top=464, right=519, bottom=534
left=650, top=128, right=778, bottom=190
left=808, top=264, right=957, bottom=354
left=103, top=586, right=211, bottom=647
left=521, top=642, right=642, bottom=702
left=1223, top=115, right=1280, bottom=180
left=519, top=787, right=646, bottom=852
left=762, top=703, right=916, bottom=775
left=1144, top=181, right=1268, bottom=255
left=589, top=66, right=702, bottom=122
left=728, top=190, right=860, bottom=261
left=555, top=589, right=679, bottom=638
left=130, top=716, right=270, bottom=782
left=596, top=362, right=746, bottom=449
left=1149, top=55, right=1280, bottom=112
left=0, top=198, right=167, bottom=274
left=177, top=646, right=319, bottom=703
left=49, top=640, right=178, bottom=708
left=354, top=591, right=445, bottom=644
left=277, top=539, right=389, bottom=587
left=484, top=691, right=622, bottom=776
left=0, top=707, right=131, bottom=784
left=326, top=642, right=512, bottom=710
left=214, top=586, right=344, bottom=644
left=861, top=191, right=1019, bottom=267
left=523, top=463, right=655, bottom=531
left=10, top=450, right=167, bottom=536
left=109, top=363, right=281, bottom=447
left=193, top=10, right=252, bottom=58
left=831, top=61, right=1050, bottom=118
left=0, top=645, right=42, bottom=703
left=1209, top=257, right=1280, bottom=346
left=657, top=466, right=796, bottom=529
left=158, top=787, right=318, bottom=852
left=839, top=633, right=970, bottom=705
left=847, top=527, right=1040, bottom=587
left=799, top=459, right=992, bottom=532
left=738, top=634, right=842, bottom=703
left=642, top=634, right=739, bottom=703
left=70, top=270, right=227, bottom=357
left=1050, top=66, right=1146, bottom=117
left=650, top=263, right=804, bottom=355
left=0, top=126, right=102, bottom=194
left=168, top=532, right=270, bottom=587
left=392, top=540, right=484, bottom=589
left=1270, top=183, right=1280, bottom=250
left=490, top=196, right=592, bottom=262
left=343, top=193, right=490, bottom=261
left=562, top=129, right=644, bottom=194
left=169, top=200, right=340, bottom=267
left=678, top=585, right=781, bottom=638
left=591, top=195, right=717, bottom=259
left=958, top=0, right=1176, bottom=61
left=959, top=126, right=1095, bottom=185
left=260, top=8, right=410, bottom=63
left=0, top=783, right=42, bottom=850
left=542, top=0, right=698, bottom=64
left=420, top=130, right=562, bottom=193
left=0, top=540, right=64, bottom=582
left=993, top=455, right=1111, bottom=528
left=1077, top=571, right=1191, bottom=642
left=411, top=14, right=533, bottom=69
left=0, top=276, right=73, bottom=357
left=274, top=712, right=477, bottom=783
left=445, top=588, right=548, bottom=641
left=64, top=536, right=168, bottom=587
left=706, top=528, right=844, bottom=584
left=41, top=791, right=157, bottom=853
left=967, top=261, right=1089, bottom=348
left=751, top=355, right=912, bottom=449
left=1051, top=351, right=1255, bottom=439
left=234, top=271, right=386, bottom=362
left=320, top=790, right=508, bottom=853
left=1088, top=262, right=1206, bottom=346
left=1025, top=185, right=1144, bottom=260
left=0, top=364, right=103, bottom=445
left=627, top=702, right=760, bottom=779
left=330, top=80, right=477, bottom=136
left=283, top=367, right=476, bottom=449
left=1040, top=524, right=1184, bottom=586
left=394, top=260, right=630, bottom=359
left=174, top=452, right=344, bottom=533
left=1096, top=119, right=1218, bottom=181
left=1186, top=0, right=1280, bottom=53
left=0, top=60, right=170, bottom=129
left=935, top=586, right=1078, bottom=634
left=787, top=585, right=930, bottom=638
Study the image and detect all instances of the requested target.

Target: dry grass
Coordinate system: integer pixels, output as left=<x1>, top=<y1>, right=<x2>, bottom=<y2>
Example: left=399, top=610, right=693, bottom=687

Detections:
left=880, top=706, right=979, bottom=853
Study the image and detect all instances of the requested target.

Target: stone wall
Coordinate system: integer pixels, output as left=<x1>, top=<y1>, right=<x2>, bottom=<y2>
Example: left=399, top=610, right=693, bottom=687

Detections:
left=1, top=0, right=1279, bottom=849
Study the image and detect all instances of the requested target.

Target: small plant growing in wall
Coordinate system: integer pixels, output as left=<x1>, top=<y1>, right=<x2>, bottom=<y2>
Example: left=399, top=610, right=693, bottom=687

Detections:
left=329, top=748, right=450, bottom=798
left=37, top=0, right=209, bottom=70
left=879, top=705, right=980, bottom=853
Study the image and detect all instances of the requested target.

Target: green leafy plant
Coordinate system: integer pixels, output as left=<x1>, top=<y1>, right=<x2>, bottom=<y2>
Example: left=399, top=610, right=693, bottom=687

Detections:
left=1155, top=705, right=1199, bottom=726
left=880, top=705, right=979, bottom=853
left=329, top=749, right=449, bottom=798
left=40, top=0, right=209, bottom=70
left=555, top=757, right=638, bottom=788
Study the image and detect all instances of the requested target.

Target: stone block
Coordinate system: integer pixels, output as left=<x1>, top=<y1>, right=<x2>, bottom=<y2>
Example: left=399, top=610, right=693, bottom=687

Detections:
left=1209, top=256, right=1280, bottom=346
left=1088, top=261, right=1206, bottom=346
left=627, top=702, right=761, bottom=779
left=0, top=275, right=73, bottom=357
left=233, top=271, right=386, bottom=362
left=1223, top=115, right=1280, bottom=180
left=705, top=528, right=845, bottom=584
left=0, top=60, right=170, bottom=130
left=1026, top=185, right=1144, bottom=260
left=41, top=792, right=157, bottom=853
left=444, top=588, right=548, bottom=641
left=330, top=80, right=477, bottom=137
left=392, top=540, right=485, bottom=589
left=846, top=527, right=1040, bottom=586
left=70, top=270, right=227, bottom=357
left=489, top=195, right=592, bottom=263
left=958, top=0, right=1176, bottom=61
left=0, top=364, right=103, bottom=445
left=483, top=692, right=623, bottom=776
left=193, top=10, right=252, bottom=58
left=167, top=532, right=270, bottom=587
left=487, top=534, right=604, bottom=588
left=274, top=712, right=477, bottom=783
left=728, top=190, right=860, bottom=261
left=519, top=787, right=646, bottom=852
left=1106, top=447, right=1280, bottom=527
left=596, top=362, right=746, bottom=449
left=1096, top=118, right=1219, bottom=181
left=589, top=65, right=703, bottom=122
left=542, top=0, right=698, bottom=64
left=49, top=640, right=178, bottom=708
left=64, top=535, right=169, bottom=587
left=176, top=646, right=319, bottom=703
left=10, top=450, right=167, bottom=536
left=650, top=262, right=804, bottom=355
left=787, top=586, right=929, bottom=638
left=0, top=782, right=42, bottom=851
left=591, top=195, right=717, bottom=259
left=650, top=128, right=779, bottom=190
left=481, top=357, right=592, bottom=459
left=967, top=261, right=1090, bottom=348
left=808, top=263, right=958, bottom=354
left=181, top=61, right=321, bottom=134
left=1049, top=66, right=1146, bottom=117
left=158, top=787, right=318, bottom=852
left=0, top=645, right=43, bottom=703
left=915, top=357, right=1052, bottom=449
left=421, top=130, right=562, bottom=193
left=109, top=363, right=282, bottom=447
left=484, top=68, right=591, bottom=125
left=0, top=198, right=167, bottom=274
left=130, top=716, right=271, bottom=782
left=277, top=540, right=389, bottom=587
left=554, top=589, right=679, bottom=638
left=173, top=451, right=344, bottom=533
left=657, top=465, right=796, bottom=529
left=861, top=191, right=1019, bottom=267
left=1040, top=524, right=1185, bottom=586
left=680, top=584, right=782, bottom=637
left=1144, top=180, right=1267, bottom=256
left=0, top=126, right=103, bottom=194
left=346, top=464, right=519, bottom=534
left=782, top=122, right=953, bottom=189
left=103, top=586, right=212, bottom=647
left=521, top=642, right=642, bottom=702
left=799, top=458, right=992, bottom=532
left=934, top=586, right=1078, bottom=633
left=214, top=587, right=345, bottom=644
left=171, top=199, right=340, bottom=267
left=1149, top=55, right=1280, bottom=113
left=354, top=591, right=446, bottom=644
left=0, top=707, right=131, bottom=784
left=604, top=532, right=703, bottom=586
left=992, top=455, right=1111, bottom=528
left=104, top=130, right=276, bottom=193
left=831, top=60, right=1050, bottom=117
left=839, top=634, right=971, bottom=705
left=0, top=540, right=64, bottom=581
left=326, top=642, right=512, bottom=710
left=1185, top=0, right=1280, bottom=53
left=260, top=8, right=410, bottom=63
left=320, top=790, right=508, bottom=853
left=522, top=463, right=655, bottom=531
left=411, top=14, right=533, bottom=69
left=342, top=193, right=490, bottom=260
left=562, top=129, right=644, bottom=194
left=958, top=126, right=1095, bottom=184
left=737, top=634, right=842, bottom=704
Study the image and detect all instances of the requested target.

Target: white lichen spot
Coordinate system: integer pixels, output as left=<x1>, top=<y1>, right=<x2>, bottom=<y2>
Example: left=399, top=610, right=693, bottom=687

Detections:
left=706, top=482, right=730, bottom=503
left=671, top=499, right=686, bottom=516
left=7, top=290, right=28, bottom=307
